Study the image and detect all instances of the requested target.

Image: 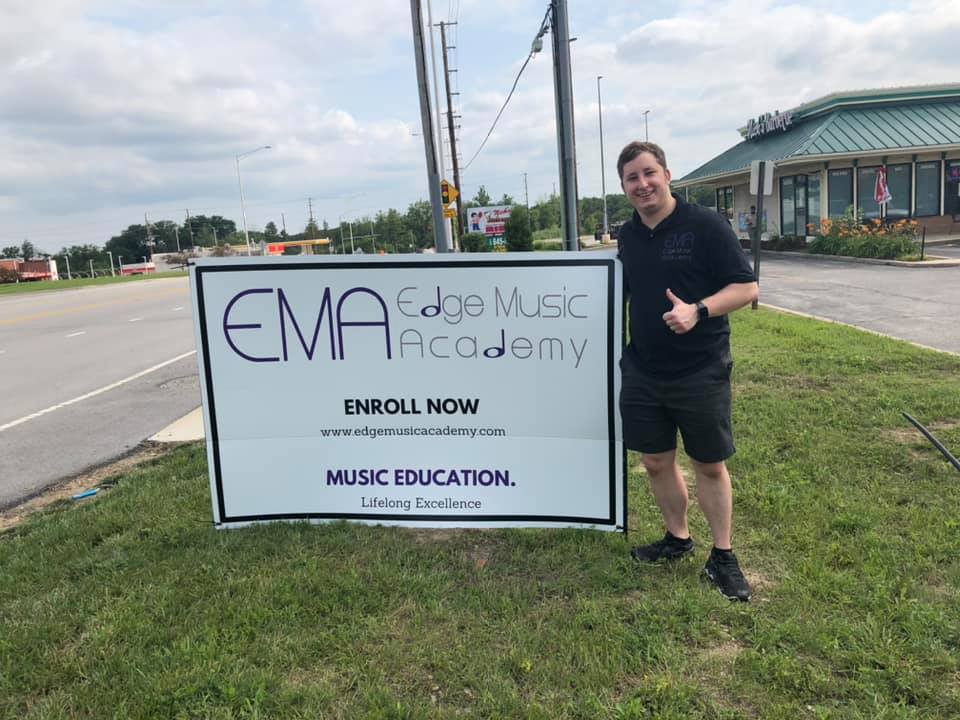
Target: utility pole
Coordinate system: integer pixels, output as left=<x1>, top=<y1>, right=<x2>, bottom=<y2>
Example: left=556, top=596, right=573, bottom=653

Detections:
left=64, top=254, right=72, bottom=280
left=426, top=1, right=453, bottom=250
left=144, top=213, right=154, bottom=260
left=410, top=0, right=449, bottom=252
left=550, top=0, right=579, bottom=251
left=89, top=259, right=94, bottom=278
left=597, top=75, right=609, bottom=240
left=184, top=210, right=194, bottom=249
left=174, top=226, right=181, bottom=253
left=307, top=198, right=315, bottom=238
left=524, top=172, right=531, bottom=230
left=440, top=21, right=465, bottom=242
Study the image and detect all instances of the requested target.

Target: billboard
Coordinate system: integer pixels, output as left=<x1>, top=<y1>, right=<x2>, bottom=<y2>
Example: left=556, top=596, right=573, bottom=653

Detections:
left=467, top=205, right=512, bottom=251
left=191, top=252, right=625, bottom=530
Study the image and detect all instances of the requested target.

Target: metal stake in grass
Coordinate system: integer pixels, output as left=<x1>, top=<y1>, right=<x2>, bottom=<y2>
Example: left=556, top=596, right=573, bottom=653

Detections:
left=902, top=411, right=960, bottom=472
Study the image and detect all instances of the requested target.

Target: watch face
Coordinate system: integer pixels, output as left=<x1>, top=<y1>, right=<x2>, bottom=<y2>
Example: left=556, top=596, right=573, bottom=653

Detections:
left=697, top=302, right=709, bottom=319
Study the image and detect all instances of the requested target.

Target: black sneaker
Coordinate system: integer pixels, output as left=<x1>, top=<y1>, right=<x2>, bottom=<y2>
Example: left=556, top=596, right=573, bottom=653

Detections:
left=630, top=532, right=694, bottom=562
left=703, top=548, right=752, bottom=602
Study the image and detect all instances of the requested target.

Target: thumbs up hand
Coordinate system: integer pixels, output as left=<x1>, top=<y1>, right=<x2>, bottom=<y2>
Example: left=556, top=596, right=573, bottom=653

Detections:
left=662, top=288, right=698, bottom=334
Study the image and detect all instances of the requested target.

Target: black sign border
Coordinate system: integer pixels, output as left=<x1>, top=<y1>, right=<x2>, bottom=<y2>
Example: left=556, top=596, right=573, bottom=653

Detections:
left=194, top=257, right=625, bottom=531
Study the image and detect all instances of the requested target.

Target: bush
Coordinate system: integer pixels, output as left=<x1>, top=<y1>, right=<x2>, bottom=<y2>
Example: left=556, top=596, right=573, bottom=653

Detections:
left=532, top=226, right=561, bottom=242
left=504, top=206, right=533, bottom=252
left=808, top=207, right=919, bottom=260
left=534, top=240, right=563, bottom=251
left=0, top=267, right=18, bottom=284
left=763, top=234, right=807, bottom=251
left=460, top=232, right=489, bottom=253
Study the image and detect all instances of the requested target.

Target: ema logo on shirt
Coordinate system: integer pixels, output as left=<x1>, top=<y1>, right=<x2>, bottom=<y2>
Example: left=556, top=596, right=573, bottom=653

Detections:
left=661, top=232, right=695, bottom=261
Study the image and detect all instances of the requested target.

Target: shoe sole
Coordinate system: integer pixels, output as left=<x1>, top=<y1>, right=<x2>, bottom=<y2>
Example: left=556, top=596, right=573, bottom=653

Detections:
left=702, top=567, right=751, bottom=602
left=630, top=547, right=695, bottom=563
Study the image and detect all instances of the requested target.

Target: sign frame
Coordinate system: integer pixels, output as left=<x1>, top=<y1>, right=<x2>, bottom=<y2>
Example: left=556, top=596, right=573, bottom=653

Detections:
left=190, top=252, right=627, bottom=532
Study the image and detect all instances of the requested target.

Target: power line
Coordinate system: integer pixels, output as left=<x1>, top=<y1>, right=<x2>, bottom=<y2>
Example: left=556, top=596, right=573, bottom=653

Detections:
left=462, top=5, right=551, bottom=171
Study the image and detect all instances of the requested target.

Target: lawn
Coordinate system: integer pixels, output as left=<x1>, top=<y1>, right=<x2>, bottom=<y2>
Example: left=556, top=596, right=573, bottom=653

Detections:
left=0, top=270, right=188, bottom=296
left=2, top=308, right=959, bottom=719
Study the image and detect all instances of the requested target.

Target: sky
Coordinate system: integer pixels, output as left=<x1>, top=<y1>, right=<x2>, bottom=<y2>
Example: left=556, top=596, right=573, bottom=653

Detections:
left=2, top=0, right=958, bottom=253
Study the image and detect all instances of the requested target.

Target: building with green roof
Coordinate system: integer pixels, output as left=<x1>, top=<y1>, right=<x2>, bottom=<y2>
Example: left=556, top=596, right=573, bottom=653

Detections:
left=673, top=84, right=960, bottom=240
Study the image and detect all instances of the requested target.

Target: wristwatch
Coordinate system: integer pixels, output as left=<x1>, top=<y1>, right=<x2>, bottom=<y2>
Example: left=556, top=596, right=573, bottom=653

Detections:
left=696, top=301, right=709, bottom=321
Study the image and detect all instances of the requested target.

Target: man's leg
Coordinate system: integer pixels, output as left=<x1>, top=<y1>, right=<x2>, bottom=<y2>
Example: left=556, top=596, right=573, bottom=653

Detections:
left=690, top=459, right=732, bottom=549
left=641, top=449, right=689, bottom=539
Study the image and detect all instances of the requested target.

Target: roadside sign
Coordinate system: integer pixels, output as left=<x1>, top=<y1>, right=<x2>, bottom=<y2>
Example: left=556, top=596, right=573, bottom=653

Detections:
left=443, top=207, right=457, bottom=218
left=749, top=160, right=775, bottom=196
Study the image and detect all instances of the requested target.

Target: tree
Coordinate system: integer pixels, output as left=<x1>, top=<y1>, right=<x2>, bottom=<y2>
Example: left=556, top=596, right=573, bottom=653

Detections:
left=404, top=200, right=433, bottom=250
left=304, top=218, right=320, bottom=239
left=53, top=245, right=107, bottom=276
left=183, top=215, right=236, bottom=247
left=21, top=240, right=35, bottom=260
left=504, top=206, right=533, bottom=252
left=264, top=221, right=279, bottom=240
left=497, top=193, right=515, bottom=206
left=472, top=185, right=491, bottom=206
left=105, top=225, right=150, bottom=264
left=2, top=246, right=19, bottom=258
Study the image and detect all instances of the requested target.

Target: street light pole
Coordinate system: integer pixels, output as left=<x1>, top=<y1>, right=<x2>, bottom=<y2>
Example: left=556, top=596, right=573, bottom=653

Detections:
left=643, top=110, right=650, bottom=141
left=236, top=145, right=272, bottom=256
left=107, top=251, right=115, bottom=277
left=597, top=75, right=608, bottom=239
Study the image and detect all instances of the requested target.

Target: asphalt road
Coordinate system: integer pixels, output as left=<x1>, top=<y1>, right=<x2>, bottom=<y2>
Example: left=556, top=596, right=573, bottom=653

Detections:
left=0, top=277, right=199, bottom=509
left=757, top=250, right=960, bottom=355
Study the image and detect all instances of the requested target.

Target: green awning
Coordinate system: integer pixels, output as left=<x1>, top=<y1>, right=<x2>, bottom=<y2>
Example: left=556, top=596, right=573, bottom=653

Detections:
left=676, top=94, right=960, bottom=187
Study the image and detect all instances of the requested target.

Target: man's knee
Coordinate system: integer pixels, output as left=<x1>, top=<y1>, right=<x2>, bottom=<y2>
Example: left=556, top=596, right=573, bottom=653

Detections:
left=641, top=450, right=676, bottom=476
left=691, top=459, right=727, bottom=483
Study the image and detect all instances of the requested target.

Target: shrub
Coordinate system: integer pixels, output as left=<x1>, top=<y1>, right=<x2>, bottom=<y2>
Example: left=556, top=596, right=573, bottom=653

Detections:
left=460, top=232, right=489, bottom=253
left=763, top=235, right=807, bottom=251
left=0, top=267, right=18, bottom=284
left=808, top=207, right=919, bottom=260
left=534, top=240, right=563, bottom=251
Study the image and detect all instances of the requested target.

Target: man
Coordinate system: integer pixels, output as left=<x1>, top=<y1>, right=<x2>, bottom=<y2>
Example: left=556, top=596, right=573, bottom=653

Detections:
left=617, top=141, right=758, bottom=601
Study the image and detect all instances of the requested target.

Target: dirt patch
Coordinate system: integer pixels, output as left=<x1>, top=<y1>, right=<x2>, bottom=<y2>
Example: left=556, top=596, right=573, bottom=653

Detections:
left=887, top=419, right=960, bottom=445
left=699, top=640, right=744, bottom=662
left=0, top=443, right=174, bottom=533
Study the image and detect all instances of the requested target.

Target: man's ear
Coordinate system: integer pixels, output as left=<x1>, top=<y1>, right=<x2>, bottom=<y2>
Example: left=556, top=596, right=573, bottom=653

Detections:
left=665, top=168, right=672, bottom=184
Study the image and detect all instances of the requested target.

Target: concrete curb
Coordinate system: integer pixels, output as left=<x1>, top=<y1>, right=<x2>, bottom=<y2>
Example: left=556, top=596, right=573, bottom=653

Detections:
left=762, top=250, right=960, bottom=268
left=150, top=407, right=204, bottom=442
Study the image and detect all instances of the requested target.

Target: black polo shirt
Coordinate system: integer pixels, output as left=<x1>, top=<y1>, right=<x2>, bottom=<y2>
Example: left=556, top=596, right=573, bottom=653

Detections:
left=619, top=194, right=755, bottom=379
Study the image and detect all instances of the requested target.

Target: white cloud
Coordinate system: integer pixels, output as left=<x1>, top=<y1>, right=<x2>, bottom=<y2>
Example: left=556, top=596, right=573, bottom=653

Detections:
left=0, top=0, right=956, bottom=250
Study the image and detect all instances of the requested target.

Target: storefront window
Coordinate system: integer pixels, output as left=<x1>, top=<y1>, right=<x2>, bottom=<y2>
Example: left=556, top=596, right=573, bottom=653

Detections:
left=916, top=162, right=941, bottom=217
left=857, top=166, right=881, bottom=219
left=946, top=160, right=960, bottom=217
left=780, top=176, right=795, bottom=235
left=715, top=187, right=734, bottom=220
left=828, top=168, right=853, bottom=218
left=886, top=164, right=911, bottom=218
left=807, top=173, right=821, bottom=230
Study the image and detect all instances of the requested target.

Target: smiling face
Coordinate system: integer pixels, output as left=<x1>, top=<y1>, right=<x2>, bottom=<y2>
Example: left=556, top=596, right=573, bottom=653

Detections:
left=620, top=151, right=673, bottom=219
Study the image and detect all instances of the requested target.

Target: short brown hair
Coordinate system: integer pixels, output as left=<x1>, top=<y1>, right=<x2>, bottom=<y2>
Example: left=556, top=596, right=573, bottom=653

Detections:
left=617, top=141, right=667, bottom=179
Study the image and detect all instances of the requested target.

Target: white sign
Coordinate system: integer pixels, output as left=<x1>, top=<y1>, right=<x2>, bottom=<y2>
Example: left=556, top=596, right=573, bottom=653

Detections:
left=191, top=253, right=625, bottom=531
left=745, top=110, right=793, bottom=139
left=467, top=205, right=512, bottom=249
left=749, top=160, right=775, bottom=196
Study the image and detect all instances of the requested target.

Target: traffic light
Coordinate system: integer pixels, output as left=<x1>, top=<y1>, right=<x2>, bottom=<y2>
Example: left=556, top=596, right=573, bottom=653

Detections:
left=441, top=180, right=451, bottom=205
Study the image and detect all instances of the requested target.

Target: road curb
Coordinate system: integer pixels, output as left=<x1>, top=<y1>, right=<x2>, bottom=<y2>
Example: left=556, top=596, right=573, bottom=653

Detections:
left=150, top=407, right=204, bottom=442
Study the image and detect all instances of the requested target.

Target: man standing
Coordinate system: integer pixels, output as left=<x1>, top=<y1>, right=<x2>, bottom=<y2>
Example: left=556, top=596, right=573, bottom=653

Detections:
left=616, top=141, right=758, bottom=601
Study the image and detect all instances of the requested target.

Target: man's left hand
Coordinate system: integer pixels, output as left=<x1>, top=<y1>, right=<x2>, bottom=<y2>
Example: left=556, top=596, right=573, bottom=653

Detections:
left=663, top=288, right=698, bottom=334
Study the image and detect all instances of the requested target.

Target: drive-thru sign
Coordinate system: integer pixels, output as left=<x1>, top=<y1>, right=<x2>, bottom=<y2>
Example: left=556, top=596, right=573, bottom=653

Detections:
left=190, top=252, right=625, bottom=530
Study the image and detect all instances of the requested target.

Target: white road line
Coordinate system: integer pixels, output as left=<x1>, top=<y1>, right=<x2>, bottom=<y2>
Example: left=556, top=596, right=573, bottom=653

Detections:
left=128, top=317, right=142, bottom=322
left=0, top=350, right=198, bottom=433
left=172, top=306, right=184, bottom=311
left=0, top=350, right=6, bottom=355
left=65, top=331, right=87, bottom=338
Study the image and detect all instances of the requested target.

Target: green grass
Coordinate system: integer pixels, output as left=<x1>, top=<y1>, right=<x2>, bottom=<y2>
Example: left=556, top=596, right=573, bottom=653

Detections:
left=0, top=270, right=187, bottom=296
left=2, top=308, right=959, bottom=718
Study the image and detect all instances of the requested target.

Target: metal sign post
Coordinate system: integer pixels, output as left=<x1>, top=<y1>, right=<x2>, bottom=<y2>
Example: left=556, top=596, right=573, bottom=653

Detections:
left=749, top=160, right=774, bottom=310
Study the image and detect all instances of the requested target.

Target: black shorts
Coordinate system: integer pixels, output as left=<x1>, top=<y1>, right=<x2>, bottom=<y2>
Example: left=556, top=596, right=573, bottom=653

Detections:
left=619, top=352, right=735, bottom=463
